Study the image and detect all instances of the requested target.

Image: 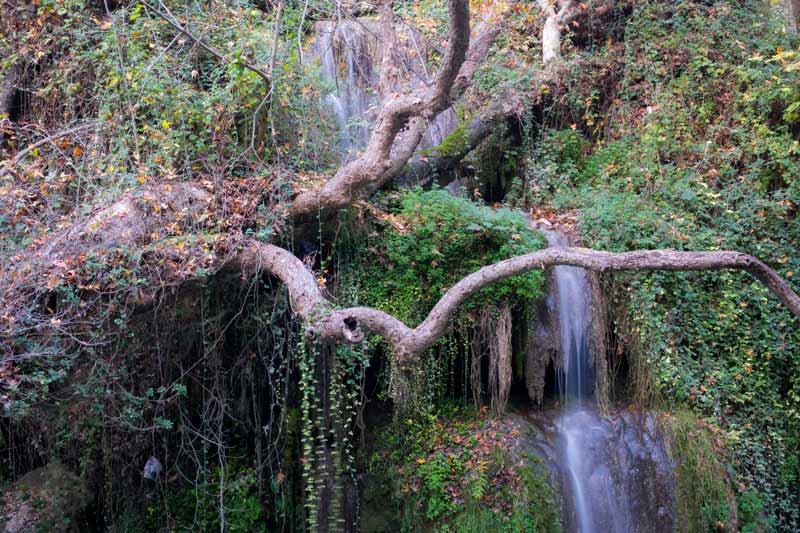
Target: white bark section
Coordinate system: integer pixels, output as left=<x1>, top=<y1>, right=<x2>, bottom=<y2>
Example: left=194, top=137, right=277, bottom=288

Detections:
left=536, top=0, right=614, bottom=64
left=537, top=0, right=576, bottom=64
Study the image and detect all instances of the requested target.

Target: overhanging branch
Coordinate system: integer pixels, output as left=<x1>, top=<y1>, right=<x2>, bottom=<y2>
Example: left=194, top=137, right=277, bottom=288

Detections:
left=290, top=0, right=473, bottom=218
left=236, top=243, right=800, bottom=361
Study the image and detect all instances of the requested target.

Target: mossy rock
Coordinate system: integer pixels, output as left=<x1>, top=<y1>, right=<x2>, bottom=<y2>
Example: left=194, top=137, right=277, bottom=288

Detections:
left=0, top=463, right=91, bottom=532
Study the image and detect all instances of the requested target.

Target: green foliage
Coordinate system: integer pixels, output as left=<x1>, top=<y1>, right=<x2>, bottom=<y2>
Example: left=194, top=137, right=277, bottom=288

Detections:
left=348, top=187, right=546, bottom=325
left=366, top=406, right=561, bottom=532
left=737, top=488, right=773, bottom=533
left=89, top=1, right=336, bottom=178
left=662, top=411, right=731, bottom=532
left=121, top=457, right=267, bottom=532
left=514, top=1, right=800, bottom=528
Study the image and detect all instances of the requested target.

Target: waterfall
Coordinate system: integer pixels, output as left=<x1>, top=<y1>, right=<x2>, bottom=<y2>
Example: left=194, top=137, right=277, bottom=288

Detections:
left=541, top=229, right=674, bottom=533
left=311, top=18, right=456, bottom=161
left=544, top=230, right=603, bottom=532
left=312, top=20, right=378, bottom=159
left=543, top=231, right=594, bottom=402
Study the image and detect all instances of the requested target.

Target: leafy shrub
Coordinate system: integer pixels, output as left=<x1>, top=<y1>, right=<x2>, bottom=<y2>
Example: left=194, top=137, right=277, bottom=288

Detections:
left=347, top=187, right=546, bottom=325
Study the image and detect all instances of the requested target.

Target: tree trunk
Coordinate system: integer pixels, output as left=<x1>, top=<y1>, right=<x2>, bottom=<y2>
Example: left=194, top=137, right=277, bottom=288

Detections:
left=542, top=14, right=563, bottom=64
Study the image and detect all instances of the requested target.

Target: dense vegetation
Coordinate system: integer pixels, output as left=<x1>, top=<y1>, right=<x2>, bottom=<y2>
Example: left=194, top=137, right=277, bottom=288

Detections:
left=525, top=3, right=800, bottom=527
left=1, top=0, right=798, bottom=531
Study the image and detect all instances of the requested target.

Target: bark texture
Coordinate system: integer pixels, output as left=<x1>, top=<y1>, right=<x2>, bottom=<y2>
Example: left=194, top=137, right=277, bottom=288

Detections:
left=2, top=0, right=798, bottom=374
left=290, top=0, right=471, bottom=218
left=0, top=64, right=20, bottom=146
left=234, top=244, right=800, bottom=362
left=536, top=0, right=615, bottom=63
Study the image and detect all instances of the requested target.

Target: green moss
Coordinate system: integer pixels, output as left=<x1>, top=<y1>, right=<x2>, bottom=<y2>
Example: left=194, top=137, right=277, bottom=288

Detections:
left=515, top=453, right=562, bottom=533
left=343, top=187, right=546, bottom=325
left=423, top=124, right=469, bottom=158
left=662, top=411, right=732, bottom=532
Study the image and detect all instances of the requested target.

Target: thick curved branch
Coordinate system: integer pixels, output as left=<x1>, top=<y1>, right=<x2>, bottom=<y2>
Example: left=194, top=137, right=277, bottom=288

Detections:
left=407, top=248, right=800, bottom=358
left=290, top=0, right=472, bottom=218
left=238, top=244, right=800, bottom=361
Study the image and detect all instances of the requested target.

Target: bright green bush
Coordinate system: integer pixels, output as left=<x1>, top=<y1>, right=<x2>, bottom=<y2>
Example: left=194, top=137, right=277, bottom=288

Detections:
left=516, top=1, right=800, bottom=528
left=346, top=187, right=546, bottom=325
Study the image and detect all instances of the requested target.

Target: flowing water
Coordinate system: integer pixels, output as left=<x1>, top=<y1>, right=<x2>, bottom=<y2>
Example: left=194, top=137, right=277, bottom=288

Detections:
left=311, top=19, right=456, bottom=161
left=543, top=231, right=594, bottom=402
left=543, top=230, right=674, bottom=532
left=311, top=19, right=676, bottom=530
left=313, top=20, right=376, bottom=158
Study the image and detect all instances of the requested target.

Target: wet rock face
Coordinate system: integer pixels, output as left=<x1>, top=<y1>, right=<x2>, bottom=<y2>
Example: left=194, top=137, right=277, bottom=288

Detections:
left=522, top=408, right=676, bottom=533
left=557, top=409, right=675, bottom=533
left=0, top=463, right=92, bottom=532
left=613, top=410, right=676, bottom=532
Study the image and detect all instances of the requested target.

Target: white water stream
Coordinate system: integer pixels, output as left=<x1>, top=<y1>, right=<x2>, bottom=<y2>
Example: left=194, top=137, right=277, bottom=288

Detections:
left=544, top=231, right=592, bottom=402
left=312, top=21, right=675, bottom=530
left=544, top=230, right=633, bottom=532
left=311, top=19, right=456, bottom=161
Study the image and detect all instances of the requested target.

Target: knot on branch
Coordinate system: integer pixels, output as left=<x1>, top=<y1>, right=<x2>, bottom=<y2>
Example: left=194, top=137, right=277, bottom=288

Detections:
left=313, top=311, right=365, bottom=345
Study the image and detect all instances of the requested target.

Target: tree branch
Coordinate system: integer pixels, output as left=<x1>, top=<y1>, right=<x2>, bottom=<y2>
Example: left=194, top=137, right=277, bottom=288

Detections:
left=234, top=243, right=800, bottom=361
left=139, top=0, right=272, bottom=89
left=290, top=0, right=473, bottom=218
left=406, top=95, right=519, bottom=181
left=0, top=123, right=96, bottom=178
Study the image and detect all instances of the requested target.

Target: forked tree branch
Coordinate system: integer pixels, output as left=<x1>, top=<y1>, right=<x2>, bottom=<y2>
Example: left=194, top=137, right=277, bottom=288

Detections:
left=4, top=0, right=795, bottom=374
left=290, top=0, right=473, bottom=218
left=234, top=243, right=800, bottom=361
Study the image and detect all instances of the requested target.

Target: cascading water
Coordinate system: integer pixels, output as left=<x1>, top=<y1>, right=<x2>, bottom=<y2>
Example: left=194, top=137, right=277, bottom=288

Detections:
left=544, top=231, right=594, bottom=402
left=309, top=18, right=676, bottom=531
left=313, top=21, right=377, bottom=159
left=542, top=229, right=675, bottom=533
left=544, top=230, right=605, bottom=532
left=311, top=19, right=456, bottom=160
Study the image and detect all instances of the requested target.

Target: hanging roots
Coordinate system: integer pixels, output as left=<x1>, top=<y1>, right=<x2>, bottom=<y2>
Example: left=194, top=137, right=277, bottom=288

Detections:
left=525, top=295, right=560, bottom=407
left=470, top=323, right=483, bottom=409
left=488, top=305, right=512, bottom=416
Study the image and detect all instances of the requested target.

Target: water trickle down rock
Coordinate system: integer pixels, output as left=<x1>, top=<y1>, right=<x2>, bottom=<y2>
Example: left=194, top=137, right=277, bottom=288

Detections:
left=525, top=228, right=676, bottom=533
left=557, top=408, right=677, bottom=533
left=311, top=18, right=457, bottom=161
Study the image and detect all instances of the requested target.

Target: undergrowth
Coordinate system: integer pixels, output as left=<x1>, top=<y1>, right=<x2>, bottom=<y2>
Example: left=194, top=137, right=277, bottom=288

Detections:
left=511, top=1, right=800, bottom=528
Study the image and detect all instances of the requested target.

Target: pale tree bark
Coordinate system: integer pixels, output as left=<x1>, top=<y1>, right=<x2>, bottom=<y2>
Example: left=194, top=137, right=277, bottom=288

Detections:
left=0, top=64, right=20, bottom=147
left=290, top=0, right=471, bottom=218
left=536, top=0, right=614, bottom=63
left=230, top=243, right=800, bottom=362
left=774, top=0, right=800, bottom=35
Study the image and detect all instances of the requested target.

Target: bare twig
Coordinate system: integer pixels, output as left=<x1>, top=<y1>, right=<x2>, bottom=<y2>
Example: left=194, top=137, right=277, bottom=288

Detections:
left=0, top=122, right=95, bottom=178
left=139, top=0, right=272, bottom=89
